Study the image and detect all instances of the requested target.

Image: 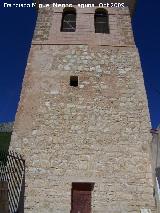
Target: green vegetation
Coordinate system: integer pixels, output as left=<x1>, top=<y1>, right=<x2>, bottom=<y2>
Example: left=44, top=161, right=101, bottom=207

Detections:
left=0, top=132, right=12, bottom=150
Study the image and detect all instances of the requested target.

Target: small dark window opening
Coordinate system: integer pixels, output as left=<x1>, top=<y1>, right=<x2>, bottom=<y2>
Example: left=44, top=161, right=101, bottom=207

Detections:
left=61, top=8, right=76, bottom=32
left=94, top=9, right=109, bottom=34
left=71, top=182, right=94, bottom=213
left=70, top=76, right=78, bottom=87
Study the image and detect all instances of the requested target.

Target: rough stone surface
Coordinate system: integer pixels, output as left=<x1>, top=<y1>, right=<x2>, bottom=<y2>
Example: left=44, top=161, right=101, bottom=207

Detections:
left=151, top=128, right=160, bottom=212
left=10, top=5, right=156, bottom=213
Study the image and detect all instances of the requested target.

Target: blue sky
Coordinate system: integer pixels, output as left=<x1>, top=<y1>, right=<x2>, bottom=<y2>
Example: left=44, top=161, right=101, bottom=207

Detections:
left=0, top=0, right=160, bottom=128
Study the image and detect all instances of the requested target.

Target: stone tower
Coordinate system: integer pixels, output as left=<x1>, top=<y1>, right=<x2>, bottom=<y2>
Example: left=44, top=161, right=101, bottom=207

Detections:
left=10, top=0, right=156, bottom=212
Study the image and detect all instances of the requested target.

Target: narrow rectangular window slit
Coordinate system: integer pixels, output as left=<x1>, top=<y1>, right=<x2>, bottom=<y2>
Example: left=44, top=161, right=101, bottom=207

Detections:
left=70, top=76, right=78, bottom=87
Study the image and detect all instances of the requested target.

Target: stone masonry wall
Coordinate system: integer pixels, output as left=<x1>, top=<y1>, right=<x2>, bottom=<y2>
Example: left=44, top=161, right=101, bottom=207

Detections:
left=10, top=44, right=156, bottom=213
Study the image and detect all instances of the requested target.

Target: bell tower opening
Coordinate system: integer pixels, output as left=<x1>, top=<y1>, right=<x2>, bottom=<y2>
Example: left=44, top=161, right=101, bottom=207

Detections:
left=94, top=8, right=109, bottom=34
left=61, top=7, right=76, bottom=32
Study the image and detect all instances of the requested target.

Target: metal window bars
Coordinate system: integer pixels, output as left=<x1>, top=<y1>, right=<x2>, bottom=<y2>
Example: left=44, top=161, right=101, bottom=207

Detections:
left=0, top=149, right=25, bottom=213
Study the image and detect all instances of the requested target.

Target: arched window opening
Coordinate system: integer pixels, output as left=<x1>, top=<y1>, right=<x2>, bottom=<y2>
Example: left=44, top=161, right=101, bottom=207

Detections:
left=94, top=9, right=109, bottom=34
left=61, top=8, right=76, bottom=32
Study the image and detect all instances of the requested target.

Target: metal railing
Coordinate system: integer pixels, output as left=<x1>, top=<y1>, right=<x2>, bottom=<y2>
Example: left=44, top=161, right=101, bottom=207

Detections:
left=0, top=149, right=25, bottom=213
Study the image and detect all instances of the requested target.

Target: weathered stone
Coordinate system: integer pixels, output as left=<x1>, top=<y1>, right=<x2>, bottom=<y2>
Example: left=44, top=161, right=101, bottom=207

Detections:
left=10, top=4, right=156, bottom=213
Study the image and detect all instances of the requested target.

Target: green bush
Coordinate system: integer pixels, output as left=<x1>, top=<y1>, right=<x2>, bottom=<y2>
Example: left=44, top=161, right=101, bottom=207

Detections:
left=0, top=132, right=12, bottom=150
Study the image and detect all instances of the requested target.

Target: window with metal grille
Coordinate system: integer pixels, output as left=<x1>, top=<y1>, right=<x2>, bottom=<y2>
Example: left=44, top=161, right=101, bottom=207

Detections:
left=61, top=8, right=76, bottom=32
left=94, top=9, right=109, bottom=34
